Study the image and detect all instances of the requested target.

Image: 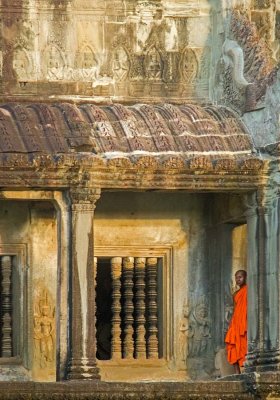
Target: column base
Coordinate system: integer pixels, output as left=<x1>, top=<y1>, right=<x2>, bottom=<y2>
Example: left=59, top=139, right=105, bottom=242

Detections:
left=67, top=358, right=101, bottom=380
left=245, top=349, right=280, bottom=373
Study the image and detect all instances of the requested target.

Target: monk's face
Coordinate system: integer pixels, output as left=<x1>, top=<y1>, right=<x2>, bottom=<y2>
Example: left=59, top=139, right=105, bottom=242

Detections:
left=235, top=271, right=246, bottom=287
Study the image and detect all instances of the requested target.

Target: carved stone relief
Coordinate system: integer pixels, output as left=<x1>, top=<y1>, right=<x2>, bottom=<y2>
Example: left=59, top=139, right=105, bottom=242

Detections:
left=145, top=47, right=163, bottom=80
left=178, top=300, right=189, bottom=368
left=13, top=48, right=34, bottom=81
left=180, top=48, right=198, bottom=83
left=251, top=11, right=271, bottom=43
left=187, top=296, right=211, bottom=358
left=112, top=46, right=130, bottom=81
left=74, top=44, right=98, bottom=81
left=186, top=295, right=212, bottom=379
left=45, top=44, right=67, bottom=81
left=33, top=288, right=55, bottom=371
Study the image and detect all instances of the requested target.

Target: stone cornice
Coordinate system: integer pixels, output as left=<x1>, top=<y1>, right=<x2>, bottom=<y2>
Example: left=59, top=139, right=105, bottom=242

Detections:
left=0, top=153, right=272, bottom=191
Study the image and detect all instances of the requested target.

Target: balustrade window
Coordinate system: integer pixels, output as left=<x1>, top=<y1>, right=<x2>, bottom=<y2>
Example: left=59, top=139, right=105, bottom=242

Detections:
left=96, top=256, right=163, bottom=361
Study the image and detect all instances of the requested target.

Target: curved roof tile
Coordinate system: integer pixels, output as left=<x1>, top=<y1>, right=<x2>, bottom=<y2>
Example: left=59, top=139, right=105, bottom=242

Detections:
left=0, top=103, right=253, bottom=156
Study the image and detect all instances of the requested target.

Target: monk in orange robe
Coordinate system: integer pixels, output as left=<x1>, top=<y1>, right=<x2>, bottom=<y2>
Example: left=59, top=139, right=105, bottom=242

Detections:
left=225, top=270, right=247, bottom=374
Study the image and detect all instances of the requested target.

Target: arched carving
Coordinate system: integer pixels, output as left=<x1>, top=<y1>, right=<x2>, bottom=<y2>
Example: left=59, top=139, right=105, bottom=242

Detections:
left=75, top=44, right=98, bottom=81
left=13, top=47, right=34, bottom=81
left=144, top=46, right=163, bottom=80
left=180, top=48, right=198, bottom=83
left=112, top=46, right=130, bottom=82
left=44, top=44, right=67, bottom=81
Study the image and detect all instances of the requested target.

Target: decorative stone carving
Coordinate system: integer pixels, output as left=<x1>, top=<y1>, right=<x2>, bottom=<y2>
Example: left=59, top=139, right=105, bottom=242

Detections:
left=13, top=48, right=34, bottom=81
left=135, top=1, right=157, bottom=23
left=230, top=10, right=277, bottom=104
left=179, top=300, right=190, bottom=363
left=221, top=39, right=254, bottom=112
left=74, top=44, right=98, bottom=81
left=33, top=289, right=55, bottom=368
left=112, top=47, right=130, bottom=82
left=145, top=47, right=163, bottom=80
left=223, top=39, right=249, bottom=88
left=45, top=44, right=67, bottom=81
left=251, top=11, right=271, bottom=43
left=187, top=296, right=211, bottom=357
left=214, top=158, right=237, bottom=171
left=189, top=156, right=213, bottom=171
left=180, top=48, right=198, bottom=83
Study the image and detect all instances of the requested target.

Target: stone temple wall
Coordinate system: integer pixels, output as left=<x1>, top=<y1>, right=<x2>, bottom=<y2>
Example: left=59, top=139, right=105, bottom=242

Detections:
left=1, top=0, right=279, bottom=146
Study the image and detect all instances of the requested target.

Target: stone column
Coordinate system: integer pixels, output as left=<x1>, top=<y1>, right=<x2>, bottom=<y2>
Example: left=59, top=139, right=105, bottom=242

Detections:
left=67, top=188, right=101, bottom=380
left=245, top=189, right=280, bottom=372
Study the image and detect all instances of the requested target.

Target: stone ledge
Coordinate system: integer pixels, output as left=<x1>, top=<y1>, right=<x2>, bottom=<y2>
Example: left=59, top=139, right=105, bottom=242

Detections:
left=0, top=380, right=254, bottom=400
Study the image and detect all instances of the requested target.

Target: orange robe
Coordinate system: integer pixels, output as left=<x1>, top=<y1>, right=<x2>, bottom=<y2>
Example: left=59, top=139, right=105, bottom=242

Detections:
left=225, top=285, right=247, bottom=367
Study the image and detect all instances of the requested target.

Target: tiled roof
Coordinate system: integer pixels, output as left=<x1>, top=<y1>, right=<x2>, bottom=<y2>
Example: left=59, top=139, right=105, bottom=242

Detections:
left=0, top=102, right=253, bottom=156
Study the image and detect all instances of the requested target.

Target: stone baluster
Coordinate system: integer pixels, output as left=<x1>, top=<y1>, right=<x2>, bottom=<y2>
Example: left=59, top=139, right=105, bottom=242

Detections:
left=67, top=188, right=101, bottom=380
left=1, top=256, right=12, bottom=358
left=123, top=257, right=134, bottom=359
left=135, top=257, right=146, bottom=359
left=147, top=257, right=158, bottom=359
left=111, top=257, right=122, bottom=359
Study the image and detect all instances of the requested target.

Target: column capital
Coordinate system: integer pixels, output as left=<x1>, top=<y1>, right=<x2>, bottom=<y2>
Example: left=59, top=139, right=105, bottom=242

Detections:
left=256, top=187, right=278, bottom=215
left=244, top=188, right=279, bottom=217
left=69, top=188, right=101, bottom=211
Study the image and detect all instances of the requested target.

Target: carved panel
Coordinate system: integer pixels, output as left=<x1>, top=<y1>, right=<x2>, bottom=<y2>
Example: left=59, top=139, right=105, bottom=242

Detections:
left=44, top=44, right=67, bottom=81
left=13, top=48, right=34, bottom=81
left=187, top=296, right=211, bottom=357
left=180, top=48, right=198, bottom=83
left=112, top=46, right=130, bottom=82
left=144, top=47, right=163, bottom=80
left=74, top=44, right=98, bottom=81
left=33, top=288, right=55, bottom=369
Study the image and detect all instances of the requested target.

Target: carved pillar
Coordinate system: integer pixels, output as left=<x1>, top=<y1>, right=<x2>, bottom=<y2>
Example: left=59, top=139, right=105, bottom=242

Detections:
left=123, top=257, right=134, bottom=359
left=111, top=257, right=122, bottom=359
left=245, top=188, right=280, bottom=372
left=135, top=257, right=146, bottom=359
left=1, top=256, right=12, bottom=357
left=147, top=257, right=158, bottom=359
left=67, top=188, right=101, bottom=380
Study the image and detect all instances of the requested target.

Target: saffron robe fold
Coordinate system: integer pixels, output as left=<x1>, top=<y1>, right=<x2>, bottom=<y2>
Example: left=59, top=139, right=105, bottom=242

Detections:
left=225, top=285, right=247, bottom=367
